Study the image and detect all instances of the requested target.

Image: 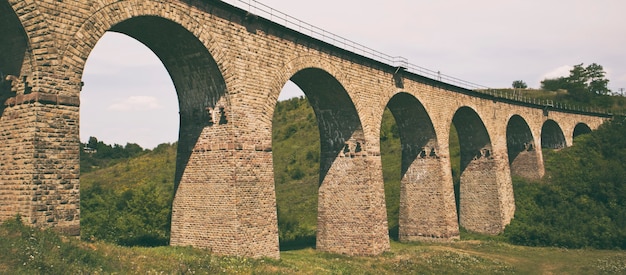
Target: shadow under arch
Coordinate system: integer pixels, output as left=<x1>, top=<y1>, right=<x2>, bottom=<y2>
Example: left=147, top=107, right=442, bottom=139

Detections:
left=107, top=16, right=228, bottom=190
left=384, top=92, right=458, bottom=242
left=506, top=115, right=543, bottom=180
left=573, top=122, right=592, bottom=141
left=0, top=1, right=29, bottom=114
left=451, top=106, right=503, bottom=234
left=78, top=15, right=227, bottom=245
left=289, top=68, right=364, bottom=184
left=279, top=67, right=388, bottom=255
left=386, top=93, right=438, bottom=177
left=541, top=119, right=566, bottom=149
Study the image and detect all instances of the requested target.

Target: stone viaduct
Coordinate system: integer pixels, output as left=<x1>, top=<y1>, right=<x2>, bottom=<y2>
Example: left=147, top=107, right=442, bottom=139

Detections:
left=0, top=0, right=609, bottom=259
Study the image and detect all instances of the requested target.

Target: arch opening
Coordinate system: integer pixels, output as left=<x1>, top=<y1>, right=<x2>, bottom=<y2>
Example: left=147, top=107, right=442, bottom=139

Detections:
left=108, top=16, right=227, bottom=188
left=381, top=93, right=456, bottom=241
left=289, top=68, right=365, bottom=184
left=573, top=123, right=592, bottom=141
left=506, top=115, right=542, bottom=180
left=273, top=67, right=388, bottom=255
left=272, top=82, right=319, bottom=251
left=541, top=120, right=566, bottom=150
left=380, top=106, right=401, bottom=240
left=450, top=107, right=502, bottom=234
left=79, top=16, right=226, bottom=246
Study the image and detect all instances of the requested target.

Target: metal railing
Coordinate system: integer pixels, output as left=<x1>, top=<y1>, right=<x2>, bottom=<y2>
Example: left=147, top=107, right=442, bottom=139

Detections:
left=225, top=0, right=623, bottom=117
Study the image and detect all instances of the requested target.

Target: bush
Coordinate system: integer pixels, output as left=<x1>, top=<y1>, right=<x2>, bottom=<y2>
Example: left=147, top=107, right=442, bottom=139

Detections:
left=0, top=216, right=115, bottom=274
left=505, top=118, right=626, bottom=249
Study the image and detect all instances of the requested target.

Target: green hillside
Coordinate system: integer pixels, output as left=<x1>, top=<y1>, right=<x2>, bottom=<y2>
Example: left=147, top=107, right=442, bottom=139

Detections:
left=271, top=97, right=320, bottom=243
left=2, top=97, right=625, bottom=273
left=79, top=97, right=626, bottom=250
left=80, top=143, right=176, bottom=246
left=505, top=118, right=626, bottom=249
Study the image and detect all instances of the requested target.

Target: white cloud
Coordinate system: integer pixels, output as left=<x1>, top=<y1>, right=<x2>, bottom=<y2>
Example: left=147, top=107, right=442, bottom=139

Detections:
left=541, top=65, right=572, bottom=80
left=108, top=96, right=162, bottom=111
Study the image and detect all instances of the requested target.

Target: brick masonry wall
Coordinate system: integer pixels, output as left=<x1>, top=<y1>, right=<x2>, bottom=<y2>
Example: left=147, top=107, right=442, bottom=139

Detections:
left=0, top=104, right=37, bottom=224
left=400, top=157, right=459, bottom=241
left=0, top=0, right=609, bottom=259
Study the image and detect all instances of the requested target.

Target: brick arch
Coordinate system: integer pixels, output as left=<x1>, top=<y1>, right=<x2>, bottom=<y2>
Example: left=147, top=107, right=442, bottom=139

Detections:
left=452, top=106, right=493, bottom=173
left=451, top=106, right=505, bottom=234
left=268, top=57, right=390, bottom=255
left=573, top=122, right=592, bottom=140
left=385, top=92, right=439, bottom=176
left=292, top=68, right=363, bottom=183
left=541, top=119, right=566, bottom=149
left=60, top=0, right=232, bottom=98
left=266, top=56, right=366, bottom=182
left=265, top=55, right=351, bottom=121
left=60, top=1, right=233, bottom=188
left=384, top=92, right=459, bottom=242
left=376, top=85, right=440, bottom=143
left=506, top=115, right=543, bottom=180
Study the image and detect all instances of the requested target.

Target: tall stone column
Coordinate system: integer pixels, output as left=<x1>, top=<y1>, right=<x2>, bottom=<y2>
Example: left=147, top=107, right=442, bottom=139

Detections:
left=170, top=125, right=280, bottom=259
left=0, top=94, right=80, bottom=235
left=399, top=154, right=459, bottom=241
left=0, top=103, right=37, bottom=224
left=316, top=150, right=390, bottom=256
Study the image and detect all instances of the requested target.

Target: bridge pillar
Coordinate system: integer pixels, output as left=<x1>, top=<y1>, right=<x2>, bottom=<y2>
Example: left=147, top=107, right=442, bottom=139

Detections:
left=509, top=149, right=544, bottom=180
left=170, top=126, right=280, bottom=259
left=399, top=155, right=459, bottom=241
left=316, top=150, right=390, bottom=256
left=459, top=152, right=501, bottom=234
left=454, top=107, right=514, bottom=235
left=0, top=95, right=80, bottom=235
left=458, top=147, right=515, bottom=234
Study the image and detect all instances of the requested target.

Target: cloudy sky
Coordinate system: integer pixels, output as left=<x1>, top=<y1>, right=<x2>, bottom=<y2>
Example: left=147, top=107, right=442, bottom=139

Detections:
left=81, top=0, right=626, bottom=149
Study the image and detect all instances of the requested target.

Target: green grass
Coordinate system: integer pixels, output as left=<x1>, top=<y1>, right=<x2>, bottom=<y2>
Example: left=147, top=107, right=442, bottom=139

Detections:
left=3, top=97, right=626, bottom=273
left=1, top=216, right=625, bottom=274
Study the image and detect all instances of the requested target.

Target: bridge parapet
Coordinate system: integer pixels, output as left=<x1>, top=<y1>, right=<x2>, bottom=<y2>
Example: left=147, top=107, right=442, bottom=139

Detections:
left=229, top=0, right=622, bottom=118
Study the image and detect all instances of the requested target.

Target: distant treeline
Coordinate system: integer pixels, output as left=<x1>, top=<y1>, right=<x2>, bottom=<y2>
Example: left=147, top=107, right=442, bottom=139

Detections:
left=80, top=136, right=149, bottom=173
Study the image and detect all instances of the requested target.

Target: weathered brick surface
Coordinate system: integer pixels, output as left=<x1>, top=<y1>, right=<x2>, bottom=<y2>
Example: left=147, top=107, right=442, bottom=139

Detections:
left=0, top=104, right=37, bottom=224
left=0, top=0, right=608, bottom=259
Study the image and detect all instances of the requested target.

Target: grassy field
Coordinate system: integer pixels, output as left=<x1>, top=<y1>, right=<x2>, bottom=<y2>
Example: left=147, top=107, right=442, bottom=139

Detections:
left=1, top=217, right=624, bottom=274
left=11, top=96, right=621, bottom=274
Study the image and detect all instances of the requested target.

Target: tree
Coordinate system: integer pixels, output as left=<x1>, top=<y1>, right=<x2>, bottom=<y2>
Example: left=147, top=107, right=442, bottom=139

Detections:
left=540, top=77, right=569, bottom=91
left=512, top=80, right=528, bottom=89
left=87, top=136, right=98, bottom=149
left=585, top=63, right=610, bottom=95
left=540, top=63, right=611, bottom=100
